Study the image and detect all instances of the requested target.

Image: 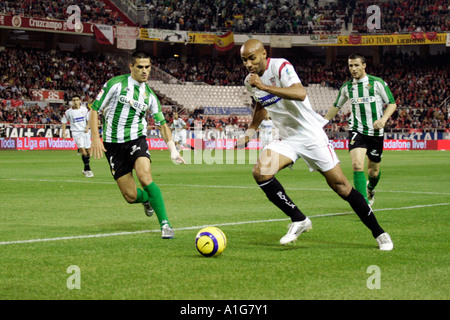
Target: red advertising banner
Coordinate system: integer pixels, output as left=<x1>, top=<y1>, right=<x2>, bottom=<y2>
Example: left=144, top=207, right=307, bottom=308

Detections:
left=15, top=138, right=77, bottom=150
left=329, top=139, right=450, bottom=151
left=0, top=14, right=94, bottom=35
left=29, top=89, right=65, bottom=103
left=2, top=138, right=449, bottom=151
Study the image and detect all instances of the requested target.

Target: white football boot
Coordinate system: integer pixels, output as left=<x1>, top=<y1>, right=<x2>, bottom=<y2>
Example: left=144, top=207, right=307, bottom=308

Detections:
left=161, top=224, right=174, bottom=239
left=280, top=217, right=312, bottom=245
left=376, top=233, right=393, bottom=251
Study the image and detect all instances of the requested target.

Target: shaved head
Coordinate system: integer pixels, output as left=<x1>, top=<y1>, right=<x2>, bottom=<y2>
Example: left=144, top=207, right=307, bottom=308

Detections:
left=240, top=39, right=267, bottom=76
left=240, top=39, right=265, bottom=56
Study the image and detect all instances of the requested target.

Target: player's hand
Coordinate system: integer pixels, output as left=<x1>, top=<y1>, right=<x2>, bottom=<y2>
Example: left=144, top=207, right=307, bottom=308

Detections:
left=373, top=119, right=386, bottom=130
left=248, top=73, right=265, bottom=90
left=91, top=137, right=106, bottom=159
left=170, top=150, right=186, bottom=164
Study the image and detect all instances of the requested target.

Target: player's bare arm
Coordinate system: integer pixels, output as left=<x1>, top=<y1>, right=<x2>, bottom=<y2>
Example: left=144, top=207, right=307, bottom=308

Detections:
left=237, top=102, right=267, bottom=148
left=62, top=123, right=67, bottom=139
left=247, top=73, right=307, bottom=101
left=324, top=106, right=340, bottom=121
left=159, top=123, right=186, bottom=164
left=90, top=109, right=106, bottom=159
left=373, top=103, right=397, bottom=129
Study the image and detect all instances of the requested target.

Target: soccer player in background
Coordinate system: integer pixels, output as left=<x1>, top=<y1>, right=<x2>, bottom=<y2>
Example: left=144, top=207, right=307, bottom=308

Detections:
left=324, top=53, right=397, bottom=206
left=258, top=113, right=275, bottom=149
left=238, top=39, right=393, bottom=250
left=90, top=51, right=185, bottom=239
left=61, top=94, right=94, bottom=178
left=170, top=112, right=190, bottom=150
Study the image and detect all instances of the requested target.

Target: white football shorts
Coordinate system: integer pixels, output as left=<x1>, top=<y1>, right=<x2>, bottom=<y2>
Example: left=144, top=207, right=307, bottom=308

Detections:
left=72, top=131, right=92, bottom=149
left=265, top=135, right=340, bottom=173
left=173, top=130, right=187, bottom=144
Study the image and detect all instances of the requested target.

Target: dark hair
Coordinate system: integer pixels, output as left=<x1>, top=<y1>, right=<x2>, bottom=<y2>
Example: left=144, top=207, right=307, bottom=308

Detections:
left=348, top=53, right=366, bottom=64
left=72, top=94, right=81, bottom=100
left=130, top=51, right=151, bottom=65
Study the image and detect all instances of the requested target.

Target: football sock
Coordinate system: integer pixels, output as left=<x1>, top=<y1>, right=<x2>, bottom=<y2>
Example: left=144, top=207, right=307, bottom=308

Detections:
left=257, top=177, right=307, bottom=222
left=368, top=171, right=381, bottom=190
left=343, top=187, right=384, bottom=238
left=82, top=155, right=91, bottom=171
left=144, top=182, right=171, bottom=228
left=133, top=188, right=149, bottom=204
left=353, top=171, right=368, bottom=203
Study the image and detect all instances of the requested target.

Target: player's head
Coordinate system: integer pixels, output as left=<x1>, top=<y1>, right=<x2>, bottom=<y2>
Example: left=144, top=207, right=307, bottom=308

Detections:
left=173, top=112, right=179, bottom=119
left=129, top=51, right=151, bottom=83
left=71, top=94, right=81, bottom=108
left=240, top=39, right=267, bottom=76
left=348, top=53, right=366, bottom=80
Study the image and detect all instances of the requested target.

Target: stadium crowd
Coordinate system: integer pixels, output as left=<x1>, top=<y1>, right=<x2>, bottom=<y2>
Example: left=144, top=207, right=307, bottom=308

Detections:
left=0, top=0, right=447, bottom=35
left=0, top=0, right=127, bottom=26
left=143, top=0, right=351, bottom=34
left=352, top=0, right=449, bottom=34
left=0, top=46, right=448, bottom=132
left=0, top=47, right=123, bottom=102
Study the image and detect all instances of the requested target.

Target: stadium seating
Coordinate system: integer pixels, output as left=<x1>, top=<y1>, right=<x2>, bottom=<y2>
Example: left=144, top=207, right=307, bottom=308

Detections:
left=148, top=80, right=253, bottom=110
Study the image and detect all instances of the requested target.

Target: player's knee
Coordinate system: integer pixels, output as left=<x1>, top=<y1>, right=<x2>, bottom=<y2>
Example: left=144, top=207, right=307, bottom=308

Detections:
left=122, top=191, right=137, bottom=204
left=331, top=180, right=352, bottom=198
left=351, top=160, right=364, bottom=171
left=367, top=167, right=379, bottom=178
left=252, top=164, right=274, bottom=183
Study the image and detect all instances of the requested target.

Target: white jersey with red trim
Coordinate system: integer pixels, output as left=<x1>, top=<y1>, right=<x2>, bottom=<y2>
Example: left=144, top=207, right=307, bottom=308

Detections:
left=244, top=58, right=328, bottom=145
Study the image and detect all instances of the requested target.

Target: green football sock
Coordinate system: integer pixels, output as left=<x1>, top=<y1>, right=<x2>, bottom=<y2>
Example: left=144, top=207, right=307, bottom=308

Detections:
left=144, top=182, right=171, bottom=228
left=353, top=171, right=368, bottom=203
left=368, top=171, right=381, bottom=190
left=133, top=188, right=149, bottom=204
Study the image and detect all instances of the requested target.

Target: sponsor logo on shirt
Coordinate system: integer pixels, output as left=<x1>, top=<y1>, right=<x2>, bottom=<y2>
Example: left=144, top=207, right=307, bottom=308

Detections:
left=73, top=116, right=85, bottom=123
left=119, top=95, right=149, bottom=112
left=351, top=96, right=376, bottom=104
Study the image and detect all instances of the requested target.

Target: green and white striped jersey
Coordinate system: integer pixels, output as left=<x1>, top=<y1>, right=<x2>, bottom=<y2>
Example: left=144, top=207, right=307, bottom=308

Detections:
left=334, top=74, right=395, bottom=137
left=92, top=74, right=166, bottom=143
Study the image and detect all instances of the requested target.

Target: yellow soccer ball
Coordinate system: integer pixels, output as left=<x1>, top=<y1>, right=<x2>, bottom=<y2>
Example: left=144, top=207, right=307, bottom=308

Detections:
left=195, top=227, right=227, bottom=257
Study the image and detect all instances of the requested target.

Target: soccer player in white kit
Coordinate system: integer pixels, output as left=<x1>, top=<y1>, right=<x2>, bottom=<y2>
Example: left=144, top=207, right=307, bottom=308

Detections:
left=170, top=112, right=189, bottom=150
left=239, top=39, right=393, bottom=250
left=61, top=94, right=94, bottom=177
left=258, top=114, right=274, bottom=149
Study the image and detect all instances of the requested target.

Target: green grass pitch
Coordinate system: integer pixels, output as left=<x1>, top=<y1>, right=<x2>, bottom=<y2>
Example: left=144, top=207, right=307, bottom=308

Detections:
left=0, top=149, right=448, bottom=300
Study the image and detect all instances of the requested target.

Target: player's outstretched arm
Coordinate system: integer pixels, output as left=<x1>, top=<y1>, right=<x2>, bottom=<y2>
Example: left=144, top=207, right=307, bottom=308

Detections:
left=159, top=123, right=186, bottom=164
left=90, top=109, right=106, bottom=159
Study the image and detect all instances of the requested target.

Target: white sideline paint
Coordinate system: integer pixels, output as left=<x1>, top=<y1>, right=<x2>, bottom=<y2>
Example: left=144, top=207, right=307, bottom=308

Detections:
left=0, top=202, right=448, bottom=246
left=2, top=178, right=450, bottom=195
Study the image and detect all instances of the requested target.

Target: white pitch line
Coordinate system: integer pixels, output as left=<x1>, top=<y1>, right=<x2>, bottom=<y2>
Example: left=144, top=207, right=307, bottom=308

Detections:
left=0, top=202, right=448, bottom=246
left=1, top=178, right=450, bottom=195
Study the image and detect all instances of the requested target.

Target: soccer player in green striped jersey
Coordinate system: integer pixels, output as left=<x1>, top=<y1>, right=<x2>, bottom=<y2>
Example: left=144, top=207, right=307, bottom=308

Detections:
left=90, top=51, right=185, bottom=239
left=325, top=53, right=397, bottom=206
